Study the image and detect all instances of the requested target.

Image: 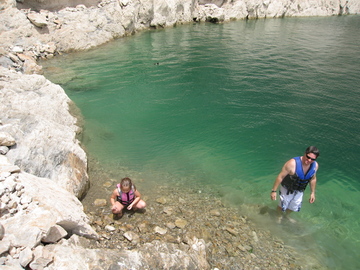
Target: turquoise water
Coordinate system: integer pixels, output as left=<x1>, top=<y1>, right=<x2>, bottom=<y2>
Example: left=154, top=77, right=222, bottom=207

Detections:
left=42, top=16, right=360, bottom=269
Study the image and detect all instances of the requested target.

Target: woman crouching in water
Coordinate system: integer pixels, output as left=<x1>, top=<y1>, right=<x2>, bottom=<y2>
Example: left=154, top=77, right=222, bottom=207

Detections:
left=110, top=177, right=146, bottom=218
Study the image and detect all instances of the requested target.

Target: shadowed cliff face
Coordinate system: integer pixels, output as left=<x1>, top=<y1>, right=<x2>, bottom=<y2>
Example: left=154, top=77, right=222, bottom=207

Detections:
left=199, top=0, right=225, bottom=6
left=17, top=0, right=100, bottom=11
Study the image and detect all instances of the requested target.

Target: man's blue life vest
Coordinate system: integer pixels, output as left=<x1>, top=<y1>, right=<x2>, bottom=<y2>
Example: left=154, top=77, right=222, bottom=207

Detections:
left=281, top=156, right=317, bottom=194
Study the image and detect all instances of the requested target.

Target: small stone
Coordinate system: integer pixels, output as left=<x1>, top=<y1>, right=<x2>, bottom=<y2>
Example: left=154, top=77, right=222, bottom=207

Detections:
left=163, top=207, right=173, bottom=215
left=93, top=220, right=103, bottom=226
left=237, top=244, right=246, bottom=252
left=175, top=219, right=188, bottom=229
left=0, top=236, right=10, bottom=254
left=252, top=231, right=259, bottom=242
left=94, top=198, right=107, bottom=207
left=0, top=132, right=16, bottom=146
left=1, top=194, right=10, bottom=204
left=0, top=224, right=4, bottom=240
left=154, top=226, right=167, bottom=235
left=210, top=209, right=221, bottom=216
left=0, top=146, right=9, bottom=155
left=123, top=231, right=139, bottom=244
left=244, top=245, right=253, bottom=251
left=15, top=183, right=24, bottom=191
left=27, top=13, right=48, bottom=28
left=12, top=46, right=24, bottom=53
left=42, top=225, right=68, bottom=243
left=19, top=247, right=33, bottom=267
left=226, top=227, right=238, bottom=236
left=105, top=225, right=116, bottom=232
left=20, top=195, right=32, bottom=205
left=17, top=189, right=24, bottom=197
left=166, top=222, right=176, bottom=229
left=7, top=200, right=18, bottom=209
left=103, top=181, right=112, bottom=188
left=156, top=197, right=167, bottom=204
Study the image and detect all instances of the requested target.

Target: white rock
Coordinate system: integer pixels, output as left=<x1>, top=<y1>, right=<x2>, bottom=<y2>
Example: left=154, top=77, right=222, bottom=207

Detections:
left=42, top=225, right=68, bottom=243
left=18, top=172, right=97, bottom=239
left=123, top=231, right=139, bottom=243
left=19, top=247, right=33, bottom=268
left=27, top=13, right=48, bottom=28
left=20, top=195, right=32, bottom=205
left=0, top=67, right=89, bottom=198
left=15, top=183, right=23, bottom=191
left=7, top=199, right=18, bottom=209
left=0, top=132, right=16, bottom=147
left=105, top=225, right=116, bottom=232
left=1, top=194, right=10, bottom=204
left=0, top=146, right=9, bottom=154
left=252, top=231, right=259, bottom=242
left=4, top=176, right=16, bottom=192
left=12, top=46, right=24, bottom=53
left=154, top=226, right=167, bottom=235
left=0, top=235, right=11, bottom=255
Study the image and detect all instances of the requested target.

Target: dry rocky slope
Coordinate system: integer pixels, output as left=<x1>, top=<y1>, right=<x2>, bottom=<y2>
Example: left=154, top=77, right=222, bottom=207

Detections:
left=0, top=0, right=359, bottom=269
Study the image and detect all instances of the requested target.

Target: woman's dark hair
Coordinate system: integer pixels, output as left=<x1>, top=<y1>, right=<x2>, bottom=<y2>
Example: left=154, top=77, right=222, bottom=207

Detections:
left=305, top=146, right=320, bottom=157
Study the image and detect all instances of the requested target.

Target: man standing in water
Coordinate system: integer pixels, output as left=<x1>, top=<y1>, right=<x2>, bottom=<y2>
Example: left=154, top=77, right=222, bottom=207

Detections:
left=270, top=146, right=319, bottom=221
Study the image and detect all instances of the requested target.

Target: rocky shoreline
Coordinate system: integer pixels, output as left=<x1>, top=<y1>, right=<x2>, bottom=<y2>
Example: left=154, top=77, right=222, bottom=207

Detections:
left=82, top=158, right=326, bottom=269
left=1, top=0, right=359, bottom=269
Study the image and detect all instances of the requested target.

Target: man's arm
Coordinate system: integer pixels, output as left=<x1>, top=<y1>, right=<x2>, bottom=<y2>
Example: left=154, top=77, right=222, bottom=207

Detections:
left=309, top=176, right=316, bottom=203
left=309, top=162, right=319, bottom=203
left=271, top=159, right=295, bottom=200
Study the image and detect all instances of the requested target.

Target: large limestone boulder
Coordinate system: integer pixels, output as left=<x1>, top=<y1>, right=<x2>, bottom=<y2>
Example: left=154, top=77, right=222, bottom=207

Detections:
left=0, top=168, right=98, bottom=268
left=0, top=67, right=89, bottom=198
left=43, top=235, right=209, bottom=269
left=1, top=172, right=97, bottom=240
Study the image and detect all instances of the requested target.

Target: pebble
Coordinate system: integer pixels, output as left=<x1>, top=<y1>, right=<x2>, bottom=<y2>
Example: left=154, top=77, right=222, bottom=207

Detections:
left=156, top=197, right=167, bottom=204
left=226, top=227, right=238, bottom=236
left=93, top=199, right=107, bottom=207
left=175, top=219, right=188, bottom=229
left=105, top=225, right=115, bottom=232
left=154, top=226, right=167, bottom=235
left=0, top=224, right=4, bottom=240
left=83, top=171, right=323, bottom=269
left=210, top=209, right=221, bottom=216
left=0, top=146, right=9, bottom=155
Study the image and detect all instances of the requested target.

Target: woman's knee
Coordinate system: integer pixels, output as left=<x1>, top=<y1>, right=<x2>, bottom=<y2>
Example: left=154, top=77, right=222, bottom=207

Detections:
left=137, top=200, right=146, bottom=209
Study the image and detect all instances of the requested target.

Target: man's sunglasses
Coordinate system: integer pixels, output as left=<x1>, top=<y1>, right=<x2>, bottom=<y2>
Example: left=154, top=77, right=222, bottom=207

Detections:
left=306, top=154, right=316, bottom=161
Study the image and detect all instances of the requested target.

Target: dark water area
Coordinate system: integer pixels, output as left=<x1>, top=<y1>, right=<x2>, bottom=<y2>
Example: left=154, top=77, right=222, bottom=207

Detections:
left=42, top=15, right=360, bottom=269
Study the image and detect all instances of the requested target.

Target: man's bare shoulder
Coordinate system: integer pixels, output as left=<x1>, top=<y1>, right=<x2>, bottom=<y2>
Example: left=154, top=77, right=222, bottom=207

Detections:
left=283, top=158, right=296, bottom=174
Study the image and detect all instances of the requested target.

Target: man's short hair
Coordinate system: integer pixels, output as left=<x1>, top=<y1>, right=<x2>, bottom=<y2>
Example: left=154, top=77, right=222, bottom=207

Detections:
left=305, top=146, right=320, bottom=157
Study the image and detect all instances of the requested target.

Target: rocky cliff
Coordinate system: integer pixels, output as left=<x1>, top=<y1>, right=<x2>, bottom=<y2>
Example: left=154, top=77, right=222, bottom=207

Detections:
left=0, top=0, right=359, bottom=269
left=1, top=0, right=359, bottom=74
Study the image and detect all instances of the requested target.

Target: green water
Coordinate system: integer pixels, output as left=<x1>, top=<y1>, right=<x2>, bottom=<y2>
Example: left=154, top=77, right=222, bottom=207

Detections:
left=42, top=16, right=360, bottom=269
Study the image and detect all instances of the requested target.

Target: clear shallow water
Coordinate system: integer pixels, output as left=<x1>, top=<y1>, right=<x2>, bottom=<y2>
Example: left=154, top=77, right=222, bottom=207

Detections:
left=42, top=16, right=360, bottom=269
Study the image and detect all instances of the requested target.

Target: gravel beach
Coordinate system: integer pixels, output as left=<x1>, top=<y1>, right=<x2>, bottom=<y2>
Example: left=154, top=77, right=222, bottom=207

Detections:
left=82, top=156, right=325, bottom=270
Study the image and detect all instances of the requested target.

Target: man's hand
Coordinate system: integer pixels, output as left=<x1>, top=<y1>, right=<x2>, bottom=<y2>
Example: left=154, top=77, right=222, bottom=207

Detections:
left=309, top=193, right=315, bottom=203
